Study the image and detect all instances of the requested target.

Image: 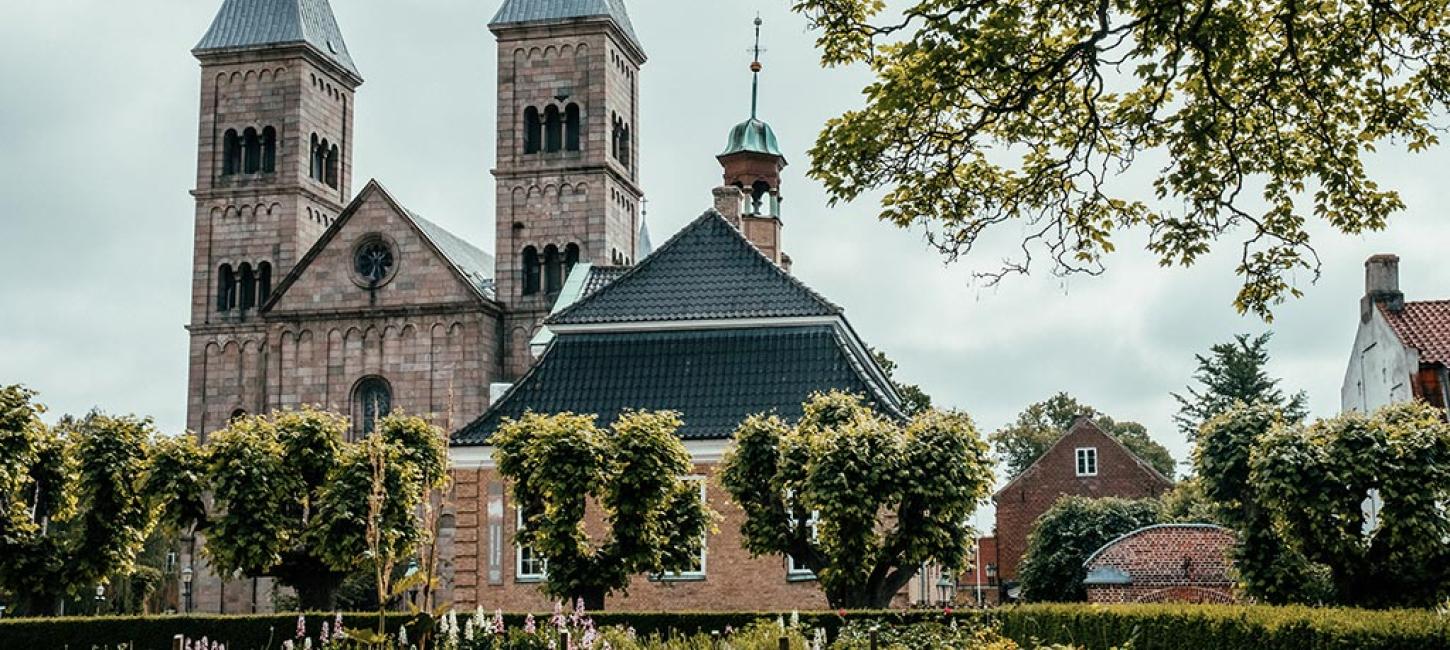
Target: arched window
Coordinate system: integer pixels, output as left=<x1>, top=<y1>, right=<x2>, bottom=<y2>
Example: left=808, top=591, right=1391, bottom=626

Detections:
left=523, top=107, right=542, bottom=154
left=522, top=246, right=541, bottom=296
left=242, top=128, right=261, bottom=174
left=238, top=263, right=256, bottom=310
left=261, top=126, right=277, bottom=173
left=258, top=261, right=273, bottom=305
left=325, top=144, right=339, bottom=188
left=544, top=105, right=563, bottom=153
left=222, top=130, right=241, bottom=176
left=564, top=243, right=580, bottom=279
left=216, top=264, right=236, bottom=311
left=353, top=376, right=392, bottom=438
left=310, top=134, right=323, bottom=181
left=620, top=124, right=632, bottom=169
left=611, top=114, right=621, bottom=161
left=564, top=104, right=581, bottom=152
left=543, top=245, right=562, bottom=294
left=751, top=180, right=772, bottom=216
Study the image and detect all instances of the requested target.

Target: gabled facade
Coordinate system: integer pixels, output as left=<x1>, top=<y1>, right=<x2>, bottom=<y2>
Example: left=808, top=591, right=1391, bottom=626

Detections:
left=1342, top=254, right=1450, bottom=415
left=990, top=418, right=1173, bottom=594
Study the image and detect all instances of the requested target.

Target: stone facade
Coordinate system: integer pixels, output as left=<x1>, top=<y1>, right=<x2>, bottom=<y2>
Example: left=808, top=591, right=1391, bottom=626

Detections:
left=1083, top=524, right=1237, bottom=604
left=991, top=419, right=1173, bottom=589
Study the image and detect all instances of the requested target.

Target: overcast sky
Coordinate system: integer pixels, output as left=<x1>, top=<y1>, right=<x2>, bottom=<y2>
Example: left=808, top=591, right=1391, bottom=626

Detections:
left=3, top=1, right=1449, bottom=486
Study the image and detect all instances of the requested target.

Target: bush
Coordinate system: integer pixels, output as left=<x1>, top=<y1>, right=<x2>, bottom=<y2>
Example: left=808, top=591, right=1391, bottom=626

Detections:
left=2, top=604, right=1448, bottom=650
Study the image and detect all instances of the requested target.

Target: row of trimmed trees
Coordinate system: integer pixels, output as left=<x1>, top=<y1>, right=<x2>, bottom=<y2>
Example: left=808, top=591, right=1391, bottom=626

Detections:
left=0, top=385, right=447, bottom=616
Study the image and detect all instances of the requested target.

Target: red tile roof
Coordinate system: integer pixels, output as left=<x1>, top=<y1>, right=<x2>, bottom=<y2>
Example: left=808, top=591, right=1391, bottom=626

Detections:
left=1381, top=300, right=1450, bottom=366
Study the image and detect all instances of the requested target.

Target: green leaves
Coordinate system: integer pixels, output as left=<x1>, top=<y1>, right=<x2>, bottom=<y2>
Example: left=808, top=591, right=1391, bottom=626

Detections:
left=792, top=0, right=1450, bottom=318
left=493, top=409, right=715, bottom=607
left=990, top=393, right=1176, bottom=480
left=1017, top=496, right=1162, bottom=602
left=721, top=391, right=993, bottom=608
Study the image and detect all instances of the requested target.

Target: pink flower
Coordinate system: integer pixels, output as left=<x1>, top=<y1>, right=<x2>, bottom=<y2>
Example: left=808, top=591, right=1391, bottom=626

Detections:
left=524, top=613, right=537, bottom=633
left=320, top=622, right=330, bottom=642
left=333, top=613, right=345, bottom=640
left=493, top=608, right=506, bottom=635
left=296, top=614, right=307, bottom=638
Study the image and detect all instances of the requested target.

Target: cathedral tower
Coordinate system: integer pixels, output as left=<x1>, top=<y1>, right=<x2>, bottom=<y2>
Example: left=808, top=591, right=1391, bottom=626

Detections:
left=718, top=17, right=788, bottom=265
left=490, top=0, right=647, bottom=378
left=185, top=0, right=362, bottom=435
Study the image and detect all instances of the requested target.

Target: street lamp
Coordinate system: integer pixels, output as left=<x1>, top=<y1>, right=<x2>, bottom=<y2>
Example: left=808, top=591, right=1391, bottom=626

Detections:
left=94, top=584, right=106, bottom=615
left=936, top=575, right=956, bottom=606
left=181, top=566, right=194, bottom=614
left=404, top=559, right=421, bottom=607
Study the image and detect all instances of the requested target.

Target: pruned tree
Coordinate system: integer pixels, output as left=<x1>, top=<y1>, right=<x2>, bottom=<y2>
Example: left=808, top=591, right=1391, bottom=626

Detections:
left=991, top=393, right=1175, bottom=480
left=791, top=0, right=1450, bottom=318
left=146, top=408, right=446, bottom=610
left=492, top=410, right=714, bottom=610
left=1016, top=496, right=1161, bottom=602
left=0, top=386, right=155, bottom=615
left=1251, top=401, right=1450, bottom=608
left=1174, top=333, right=1308, bottom=439
left=720, top=391, right=993, bottom=609
left=1196, top=402, right=1329, bottom=604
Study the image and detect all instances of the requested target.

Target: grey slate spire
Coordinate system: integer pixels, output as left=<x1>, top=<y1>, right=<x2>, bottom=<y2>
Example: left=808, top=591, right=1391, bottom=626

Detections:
left=490, top=0, right=643, bottom=52
left=195, top=0, right=361, bottom=80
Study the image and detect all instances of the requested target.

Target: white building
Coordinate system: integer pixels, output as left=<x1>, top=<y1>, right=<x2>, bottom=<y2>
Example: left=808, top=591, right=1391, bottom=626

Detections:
left=1341, top=254, right=1450, bottom=414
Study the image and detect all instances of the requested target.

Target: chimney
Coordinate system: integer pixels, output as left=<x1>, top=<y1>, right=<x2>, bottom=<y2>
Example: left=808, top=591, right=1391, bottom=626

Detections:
left=712, top=186, right=745, bottom=227
left=1362, top=254, right=1405, bottom=320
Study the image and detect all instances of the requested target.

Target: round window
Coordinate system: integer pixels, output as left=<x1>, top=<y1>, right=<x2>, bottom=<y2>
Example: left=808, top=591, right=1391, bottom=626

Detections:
left=352, top=237, right=397, bottom=287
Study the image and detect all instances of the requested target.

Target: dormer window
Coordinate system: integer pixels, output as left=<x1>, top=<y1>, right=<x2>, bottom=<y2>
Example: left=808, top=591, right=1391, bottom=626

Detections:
left=1076, top=447, right=1098, bottom=477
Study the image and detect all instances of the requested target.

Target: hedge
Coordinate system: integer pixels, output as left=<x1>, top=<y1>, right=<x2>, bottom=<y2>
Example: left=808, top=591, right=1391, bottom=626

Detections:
left=2, top=604, right=1448, bottom=650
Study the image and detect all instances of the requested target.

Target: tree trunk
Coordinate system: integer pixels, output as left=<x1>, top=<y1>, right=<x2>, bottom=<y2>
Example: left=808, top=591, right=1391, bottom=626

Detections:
left=568, top=586, right=607, bottom=612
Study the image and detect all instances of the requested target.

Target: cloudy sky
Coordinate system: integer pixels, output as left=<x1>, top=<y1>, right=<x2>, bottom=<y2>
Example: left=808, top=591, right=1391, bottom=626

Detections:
left=3, top=0, right=1449, bottom=485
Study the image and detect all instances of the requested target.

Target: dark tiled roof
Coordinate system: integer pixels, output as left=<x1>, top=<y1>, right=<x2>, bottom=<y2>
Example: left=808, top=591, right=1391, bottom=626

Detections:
left=453, top=326, right=902, bottom=445
left=195, top=0, right=360, bottom=79
left=407, top=211, right=496, bottom=300
left=583, top=265, right=630, bottom=296
left=1382, top=300, right=1450, bottom=366
left=546, top=211, right=839, bottom=325
left=491, top=0, right=642, bottom=52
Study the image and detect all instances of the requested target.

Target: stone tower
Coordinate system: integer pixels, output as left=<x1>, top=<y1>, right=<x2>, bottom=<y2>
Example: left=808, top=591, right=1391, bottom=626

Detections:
left=185, top=0, right=363, bottom=438
left=490, top=0, right=648, bottom=378
left=717, top=17, right=788, bottom=265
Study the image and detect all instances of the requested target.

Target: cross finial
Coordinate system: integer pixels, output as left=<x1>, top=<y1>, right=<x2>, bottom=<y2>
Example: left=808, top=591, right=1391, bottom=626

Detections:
left=750, top=15, right=764, bottom=119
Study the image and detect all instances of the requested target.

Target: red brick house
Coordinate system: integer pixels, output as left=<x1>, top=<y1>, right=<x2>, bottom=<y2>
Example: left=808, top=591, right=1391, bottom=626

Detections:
left=1083, top=524, right=1237, bottom=604
left=991, top=418, right=1173, bottom=597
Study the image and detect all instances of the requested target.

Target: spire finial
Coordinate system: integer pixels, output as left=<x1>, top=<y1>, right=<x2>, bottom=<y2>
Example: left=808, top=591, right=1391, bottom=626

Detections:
left=750, top=15, right=764, bottom=119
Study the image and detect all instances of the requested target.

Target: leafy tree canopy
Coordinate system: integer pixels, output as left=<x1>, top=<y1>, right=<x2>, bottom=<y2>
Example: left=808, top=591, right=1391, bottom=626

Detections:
left=493, top=410, right=714, bottom=610
left=1174, top=333, right=1308, bottom=439
left=1196, top=403, right=1331, bottom=604
left=990, top=392, right=1175, bottom=480
left=1251, top=401, right=1450, bottom=608
left=1017, top=496, right=1161, bottom=602
left=791, top=0, right=1449, bottom=318
left=720, top=391, right=994, bottom=609
left=146, top=409, right=446, bottom=611
left=0, top=385, right=155, bottom=616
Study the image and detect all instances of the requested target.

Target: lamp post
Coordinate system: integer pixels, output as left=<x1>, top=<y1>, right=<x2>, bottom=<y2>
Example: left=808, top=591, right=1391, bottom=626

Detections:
left=94, top=584, right=106, bottom=615
left=404, top=558, right=420, bottom=608
left=181, top=566, right=194, bottom=614
left=936, top=575, right=955, bottom=606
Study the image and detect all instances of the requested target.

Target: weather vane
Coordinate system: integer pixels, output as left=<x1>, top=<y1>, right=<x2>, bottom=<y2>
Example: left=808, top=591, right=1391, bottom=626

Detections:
left=750, top=14, right=765, bottom=119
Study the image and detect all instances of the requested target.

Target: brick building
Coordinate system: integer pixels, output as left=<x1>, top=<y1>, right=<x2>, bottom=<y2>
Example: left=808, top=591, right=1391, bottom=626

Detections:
left=990, top=418, right=1173, bottom=598
left=178, top=0, right=912, bottom=613
left=1342, top=254, right=1450, bottom=415
left=1083, top=524, right=1237, bottom=604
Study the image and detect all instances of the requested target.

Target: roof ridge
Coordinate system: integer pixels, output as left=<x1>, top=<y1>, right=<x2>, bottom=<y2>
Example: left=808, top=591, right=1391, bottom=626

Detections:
left=991, top=418, right=1172, bottom=499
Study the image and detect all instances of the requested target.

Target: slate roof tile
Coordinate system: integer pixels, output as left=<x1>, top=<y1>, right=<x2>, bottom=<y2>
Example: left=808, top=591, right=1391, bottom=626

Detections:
left=453, top=326, right=902, bottom=445
left=491, top=0, right=642, bottom=52
left=195, top=0, right=360, bottom=79
left=546, top=210, right=839, bottom=325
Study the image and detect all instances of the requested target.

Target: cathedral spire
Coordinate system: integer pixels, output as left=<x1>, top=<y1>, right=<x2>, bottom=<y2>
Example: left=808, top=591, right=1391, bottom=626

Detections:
left=195, top=0, right=361, bottom=82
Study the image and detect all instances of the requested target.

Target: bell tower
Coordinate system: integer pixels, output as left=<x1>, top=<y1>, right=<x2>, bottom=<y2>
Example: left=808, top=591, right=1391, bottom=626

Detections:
left=491, top=0, right=648, bottom=378
left=718, top=17, right=788, bottom=265
left=185, top=0, right=362, bottom=435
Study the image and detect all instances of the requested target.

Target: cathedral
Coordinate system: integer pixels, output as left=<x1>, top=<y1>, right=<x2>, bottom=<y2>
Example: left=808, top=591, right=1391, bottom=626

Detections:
left=184, top=0, right=910, bottom=612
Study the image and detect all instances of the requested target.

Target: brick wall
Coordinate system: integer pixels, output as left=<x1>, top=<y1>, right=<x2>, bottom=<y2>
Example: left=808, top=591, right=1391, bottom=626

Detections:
left=992, top=419, right=1172, bottom=584
left=1084, top=524, right=1237, bottom=604
left=450, top=461, right=830, bottom=612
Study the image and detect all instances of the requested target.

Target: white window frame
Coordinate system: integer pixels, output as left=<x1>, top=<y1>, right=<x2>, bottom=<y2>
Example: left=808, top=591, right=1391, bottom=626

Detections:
left=654, top=475, right=708, bottom=581
left=515, top=507, right=547, bottom=582
left=1075, top=447, right=1098, bottom=477
left=787, top=499, right=821, bottom=579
